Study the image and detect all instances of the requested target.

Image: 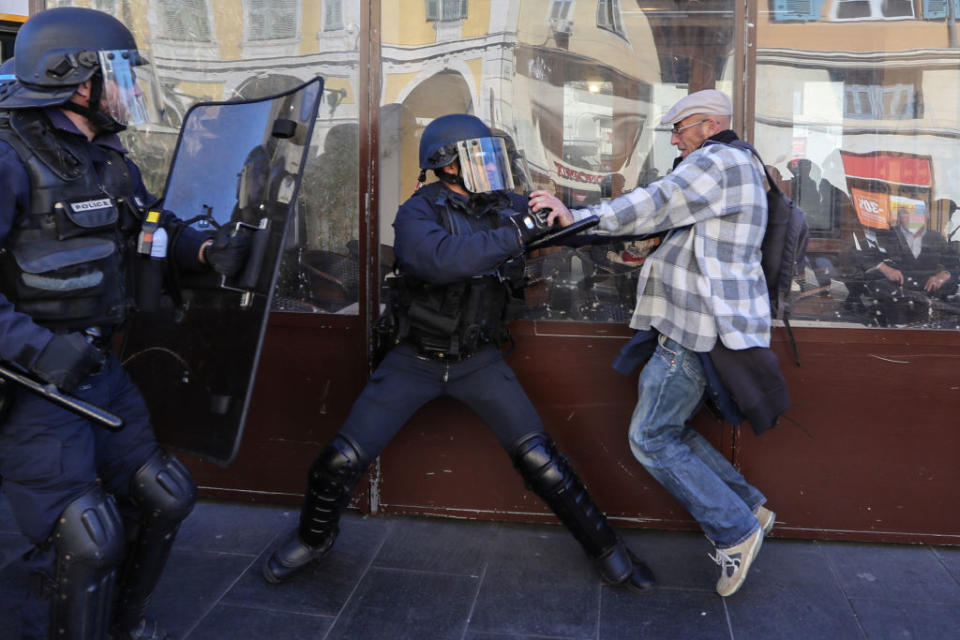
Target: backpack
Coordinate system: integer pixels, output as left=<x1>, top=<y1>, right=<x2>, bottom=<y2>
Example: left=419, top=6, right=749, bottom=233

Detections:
left=712, top=140, right=810, bottom=365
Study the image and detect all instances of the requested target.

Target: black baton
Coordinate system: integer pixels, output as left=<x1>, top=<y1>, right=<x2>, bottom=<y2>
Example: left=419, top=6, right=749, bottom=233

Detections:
left=0, top=362, right=124, bottom=431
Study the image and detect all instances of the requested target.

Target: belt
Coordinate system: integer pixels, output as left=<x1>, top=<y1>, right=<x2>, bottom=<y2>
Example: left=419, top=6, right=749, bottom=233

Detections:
left=414, top=349, right=474, bottom=363
left=403, top=336, right=480, bottom=362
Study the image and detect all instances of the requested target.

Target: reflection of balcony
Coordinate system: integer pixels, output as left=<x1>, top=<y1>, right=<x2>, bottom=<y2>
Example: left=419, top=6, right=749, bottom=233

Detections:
left=434, top=18, right=464, bottom=42
left=549, top=17, right=572, bottom=49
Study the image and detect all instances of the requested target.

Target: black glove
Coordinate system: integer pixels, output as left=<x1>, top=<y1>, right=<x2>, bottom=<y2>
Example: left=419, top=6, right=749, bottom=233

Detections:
left=204, top=227, right=252, bottom=278
left=31, top=333, right=104, bottom=393
left=510, top=208, right=553, bottom=246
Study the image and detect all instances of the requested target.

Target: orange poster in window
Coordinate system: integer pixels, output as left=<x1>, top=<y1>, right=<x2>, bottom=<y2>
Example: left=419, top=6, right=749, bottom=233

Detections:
left=850, top=188, right=890, bottom=229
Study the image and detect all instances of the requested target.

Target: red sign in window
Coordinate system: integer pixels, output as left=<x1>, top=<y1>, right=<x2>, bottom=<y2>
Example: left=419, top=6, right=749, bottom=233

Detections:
left=840, top=152, right=932, bottom=187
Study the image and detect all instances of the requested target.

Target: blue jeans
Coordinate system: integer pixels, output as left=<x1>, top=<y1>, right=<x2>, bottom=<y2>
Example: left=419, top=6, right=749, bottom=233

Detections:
left=628, top=335, right=764, bottom=547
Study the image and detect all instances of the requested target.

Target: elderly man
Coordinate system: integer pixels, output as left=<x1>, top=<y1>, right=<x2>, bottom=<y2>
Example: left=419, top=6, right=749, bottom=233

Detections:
left=530, top=89, right=775, bottom=597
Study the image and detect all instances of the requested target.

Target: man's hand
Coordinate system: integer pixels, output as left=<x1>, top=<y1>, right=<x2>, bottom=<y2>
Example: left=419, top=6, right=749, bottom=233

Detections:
left=528, top=190, right=574, bottom=228
left=31, top=333, right=104, bottom=393
left=202, top=227, right=252, bottom=277
left=925, top=270, right=951, bottom=292
left=877, top=262, right=904, bottom=285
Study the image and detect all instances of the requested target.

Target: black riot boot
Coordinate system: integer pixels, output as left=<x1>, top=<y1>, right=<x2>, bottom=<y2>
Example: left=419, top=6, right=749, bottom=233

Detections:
left=262, top=434, right=369, bottom=584
left=112, top=451, right=196, bottom=640
left=511, top=432, right=655, bottom=592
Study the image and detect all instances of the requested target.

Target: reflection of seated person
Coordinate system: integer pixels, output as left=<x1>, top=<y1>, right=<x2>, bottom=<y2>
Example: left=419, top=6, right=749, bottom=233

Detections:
left=935, top=198, right=960, bottom=244
left=851, top=207, right=959, bottom=325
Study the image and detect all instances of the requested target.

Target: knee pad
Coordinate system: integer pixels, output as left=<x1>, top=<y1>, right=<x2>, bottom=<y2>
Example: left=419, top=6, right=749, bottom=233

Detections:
left=309, top=434, right=368, bottom=485
left=510, top=432, right=567, bottom=494
left=49, top=486, right=125, bottom=639
left=129, top=450, right=197, bottom=526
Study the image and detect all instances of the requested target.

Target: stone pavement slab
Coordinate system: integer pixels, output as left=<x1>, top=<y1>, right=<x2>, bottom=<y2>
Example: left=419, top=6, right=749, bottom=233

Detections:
left=2, top=495, right=960, bottom=640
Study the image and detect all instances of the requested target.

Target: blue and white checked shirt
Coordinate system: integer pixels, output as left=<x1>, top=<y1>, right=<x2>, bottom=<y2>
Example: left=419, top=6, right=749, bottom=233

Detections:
left=572, top=142, right=771, bottom=352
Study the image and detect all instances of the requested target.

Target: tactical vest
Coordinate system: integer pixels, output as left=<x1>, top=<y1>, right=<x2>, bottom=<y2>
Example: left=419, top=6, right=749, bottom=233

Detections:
left=0, top=109, right=138, bottom=330
left=385, top=188, right=527, bottom=359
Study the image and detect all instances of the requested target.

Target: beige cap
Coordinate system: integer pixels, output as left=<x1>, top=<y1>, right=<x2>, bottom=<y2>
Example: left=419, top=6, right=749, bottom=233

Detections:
left=660, top=89, right=733, bottom=126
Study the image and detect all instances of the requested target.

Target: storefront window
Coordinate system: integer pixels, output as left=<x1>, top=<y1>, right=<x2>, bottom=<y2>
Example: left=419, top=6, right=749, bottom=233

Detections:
left=56, top=0, right=361, bottom=315
left=379, top=0, right=735, bottom=323
left=755, top=1, right=960, bottom=330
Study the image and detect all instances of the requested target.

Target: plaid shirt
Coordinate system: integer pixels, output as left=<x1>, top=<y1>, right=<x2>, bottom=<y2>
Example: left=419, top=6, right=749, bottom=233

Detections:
left=573, top=142, right=771, bottom=352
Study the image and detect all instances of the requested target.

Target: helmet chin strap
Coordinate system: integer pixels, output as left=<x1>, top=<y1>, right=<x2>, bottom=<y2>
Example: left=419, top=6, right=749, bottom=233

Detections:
left=60, top=74, right=126, bottom=134
left=436, top=167, right=467, bottom=190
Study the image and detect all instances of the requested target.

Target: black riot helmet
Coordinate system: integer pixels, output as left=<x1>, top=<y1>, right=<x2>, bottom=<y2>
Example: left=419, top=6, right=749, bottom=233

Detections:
left=418, top=113, right=516, bottom=194
left=0, top=8, right=163, bottom=132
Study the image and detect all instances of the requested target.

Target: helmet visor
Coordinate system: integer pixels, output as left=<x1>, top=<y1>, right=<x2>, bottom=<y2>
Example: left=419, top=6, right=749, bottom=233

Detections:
left=97, top=49, right=164, bottom=127
left=455, top=137, right=515, bottom=193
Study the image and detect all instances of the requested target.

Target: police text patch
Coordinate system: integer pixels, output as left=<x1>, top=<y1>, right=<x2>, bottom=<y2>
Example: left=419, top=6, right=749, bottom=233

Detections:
left=70, top=198, right=113, bottom=213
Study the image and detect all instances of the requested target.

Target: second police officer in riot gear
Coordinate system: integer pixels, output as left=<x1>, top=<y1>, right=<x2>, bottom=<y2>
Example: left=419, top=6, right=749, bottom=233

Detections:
left=263, top=113, right=656, bottom=592
left=0, top=8, right=248, bottom=640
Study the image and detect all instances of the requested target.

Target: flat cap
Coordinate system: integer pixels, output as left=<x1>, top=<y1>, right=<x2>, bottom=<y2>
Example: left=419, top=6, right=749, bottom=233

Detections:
left=660, top=89, right=732, bottom=126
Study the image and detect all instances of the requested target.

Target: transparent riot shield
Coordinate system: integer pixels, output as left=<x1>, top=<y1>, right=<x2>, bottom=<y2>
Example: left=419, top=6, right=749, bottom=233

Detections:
left=122, top=78, right=323, bottom=465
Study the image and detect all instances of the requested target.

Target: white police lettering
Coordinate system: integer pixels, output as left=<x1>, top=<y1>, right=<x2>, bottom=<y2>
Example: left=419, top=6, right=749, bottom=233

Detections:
left=70, top=199, right=112, bottom=213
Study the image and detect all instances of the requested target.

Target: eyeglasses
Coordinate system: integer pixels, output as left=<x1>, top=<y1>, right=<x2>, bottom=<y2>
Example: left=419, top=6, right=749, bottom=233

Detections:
left=671, top=118, right=710, bottom=135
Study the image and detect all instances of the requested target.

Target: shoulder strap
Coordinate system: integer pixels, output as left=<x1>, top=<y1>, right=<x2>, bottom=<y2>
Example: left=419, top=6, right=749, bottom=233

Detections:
left=5, top=109, right=85, bottom=181
left=706, top=139, right=785, bottom=197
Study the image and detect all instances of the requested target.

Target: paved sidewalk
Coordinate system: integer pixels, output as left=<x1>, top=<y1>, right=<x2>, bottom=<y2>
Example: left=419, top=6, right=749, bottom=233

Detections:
left=2, top=494, right=959, bottom=639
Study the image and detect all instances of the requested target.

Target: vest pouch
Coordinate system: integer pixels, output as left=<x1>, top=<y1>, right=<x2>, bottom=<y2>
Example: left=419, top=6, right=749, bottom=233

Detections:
left=407, top=299, right=460, bottom=337
left=8, top=236, right=123, bottom=323
left=54, top=198, right=120, bottom=240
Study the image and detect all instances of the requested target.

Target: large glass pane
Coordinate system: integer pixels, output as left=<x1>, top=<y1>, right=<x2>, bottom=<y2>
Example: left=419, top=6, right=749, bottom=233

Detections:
left=756, top=1, right=960, bottom=330
left=379, top=0, right=736, bottom=322
left=51, top=0, right=362, bottom=315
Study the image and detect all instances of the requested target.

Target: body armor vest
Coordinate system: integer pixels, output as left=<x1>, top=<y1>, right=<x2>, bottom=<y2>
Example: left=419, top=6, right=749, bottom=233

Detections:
left=0, top=109, right=138, bottom=330
left=384, top=189, right=527, bottom=359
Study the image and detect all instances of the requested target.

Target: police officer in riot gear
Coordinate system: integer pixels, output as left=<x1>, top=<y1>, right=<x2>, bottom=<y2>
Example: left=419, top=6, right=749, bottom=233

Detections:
left=263, top=113, right=655, bottom=593
left=0, top=8, right=248, bottom=639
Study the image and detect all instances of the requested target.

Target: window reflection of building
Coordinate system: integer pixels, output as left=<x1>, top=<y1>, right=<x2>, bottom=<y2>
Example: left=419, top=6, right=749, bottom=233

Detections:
left=93, top=0, right=364, bottom=315
left=830, top=68, right=922, bottom=119
left=831, top=0, right=915, bottom=20
left=426, top=0, right=468, bottom=21
left=596, top=0, right=626, bottom=39
left=377, top=1, right=738, bottom=323
left=323, top=0, right=344, bottom=31
left=93, top=0, right=118, bottom=13
left=756, top=4, right=960, bottom=331
left=769, top=0, right=959, bottom=22
left=154, top=0, right=213, bottom=41
left=549, top=0, right=574, bottom=22
left=76, top=0, right=960, bottom=332
left=1, top=24, right=17, bottom=61
left=244, top=1, right=299, bottom=42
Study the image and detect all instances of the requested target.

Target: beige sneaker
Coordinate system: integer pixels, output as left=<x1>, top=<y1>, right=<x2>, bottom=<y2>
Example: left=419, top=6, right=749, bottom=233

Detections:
left=754, top=505, right=776, bottom=536
left=710, top=526, right=764, bottom=597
